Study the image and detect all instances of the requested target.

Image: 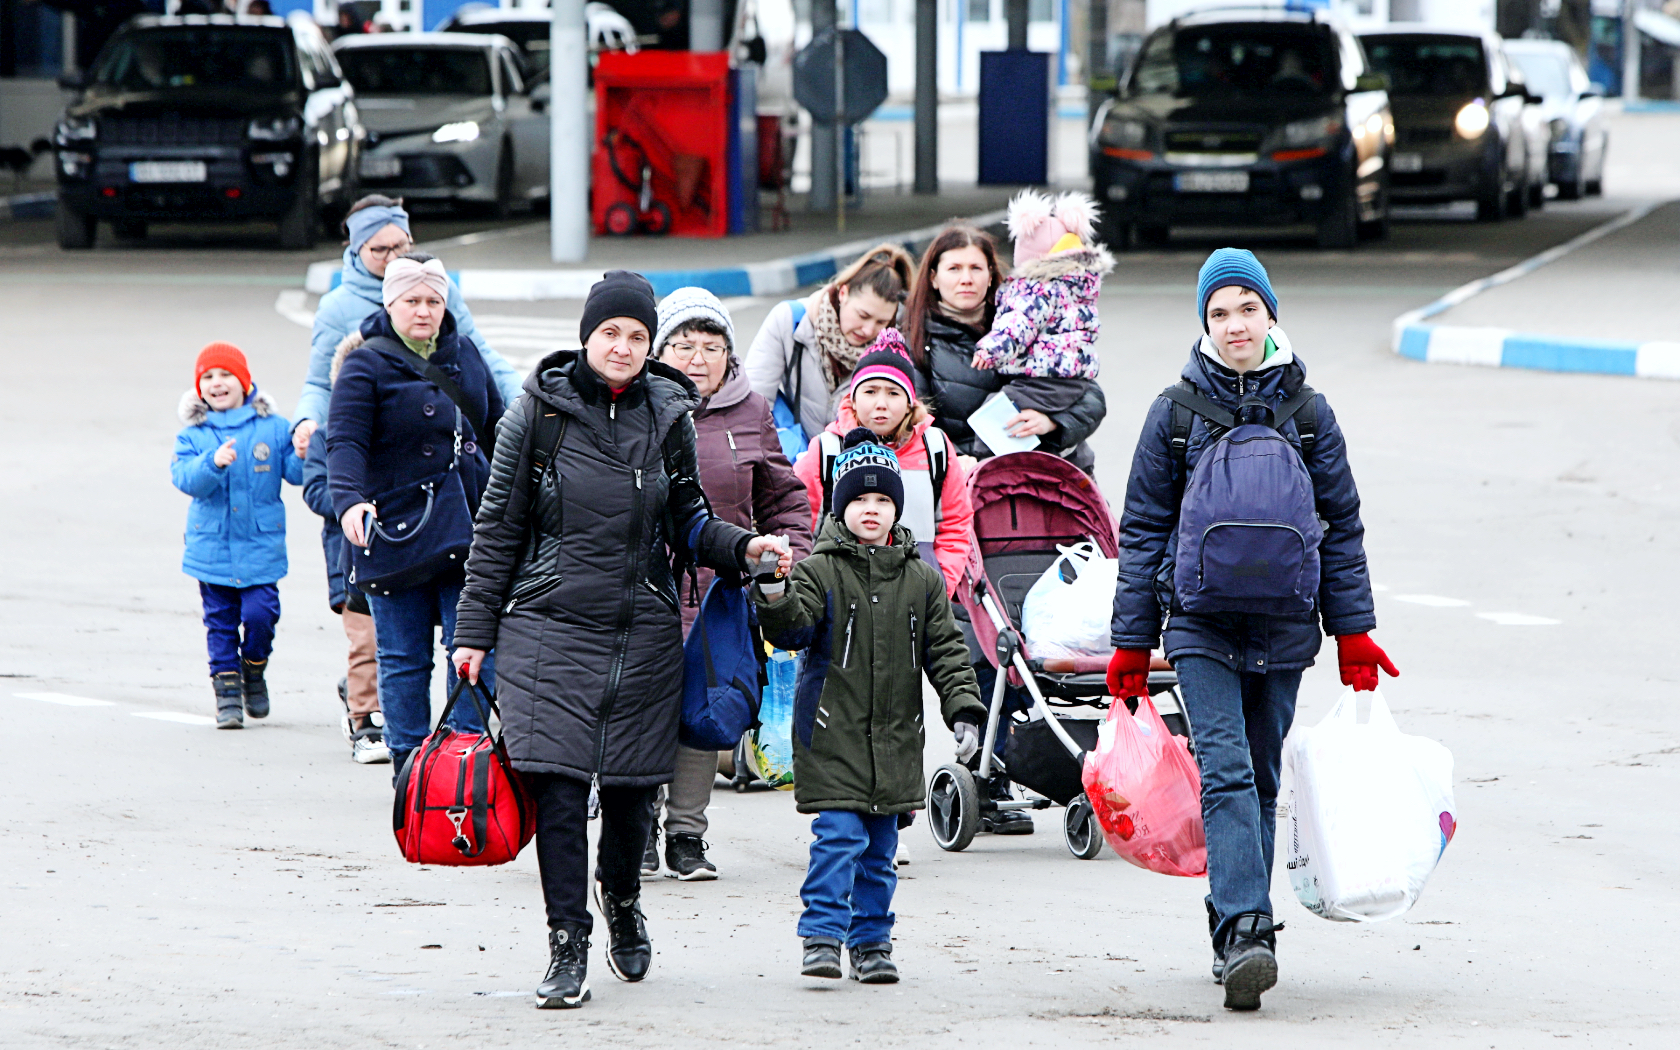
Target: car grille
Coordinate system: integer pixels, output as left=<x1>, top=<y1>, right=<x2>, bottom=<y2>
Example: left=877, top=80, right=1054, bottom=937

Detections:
left=1397, top=126, right=1452, bottom=147
left=102, top=115, right=247, bottom=147
left=1163, top=129, right=1264, bottom=154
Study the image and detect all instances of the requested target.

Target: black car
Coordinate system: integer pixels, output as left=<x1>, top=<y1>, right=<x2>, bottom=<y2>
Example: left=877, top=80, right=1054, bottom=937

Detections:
left=1089, top=8, right=1392, bottom=250
left=53, top=14, right=362, bottom=250
left=1359, top=27, right=1541, bottom=221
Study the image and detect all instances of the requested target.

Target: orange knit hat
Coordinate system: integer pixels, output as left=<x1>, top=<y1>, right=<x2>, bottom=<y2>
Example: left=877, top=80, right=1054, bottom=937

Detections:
left=195, top=342, right=252, bottom=394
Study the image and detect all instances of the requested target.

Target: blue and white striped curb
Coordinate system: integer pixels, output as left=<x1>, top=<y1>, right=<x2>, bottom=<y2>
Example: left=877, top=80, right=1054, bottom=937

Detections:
left=1390, top=200, right=1680, bottom=380
left=0, top=191, right=55, bottom=222
left=303, top=209, right=1006, bottom=301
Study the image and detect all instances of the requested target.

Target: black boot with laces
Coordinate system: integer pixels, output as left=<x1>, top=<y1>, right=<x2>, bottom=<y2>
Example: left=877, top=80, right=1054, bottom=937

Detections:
left=1220, top=912, right=1280, bottom=1011
left=593, top=881, right=652, bottom=982
left=535, top=923, right=590, bottom=1008
left=1207, top=898, right=1225, bottom=983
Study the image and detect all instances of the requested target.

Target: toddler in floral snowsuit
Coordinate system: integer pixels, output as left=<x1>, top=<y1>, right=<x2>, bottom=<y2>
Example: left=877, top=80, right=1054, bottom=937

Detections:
left=971, top=189, right=1114, bottom=381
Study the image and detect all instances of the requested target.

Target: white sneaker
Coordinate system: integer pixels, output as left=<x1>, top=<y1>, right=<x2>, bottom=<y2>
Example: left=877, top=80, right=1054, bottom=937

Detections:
left=893, top=841, right=909, bottom=869
left=350, top=711, right=391, bottom=765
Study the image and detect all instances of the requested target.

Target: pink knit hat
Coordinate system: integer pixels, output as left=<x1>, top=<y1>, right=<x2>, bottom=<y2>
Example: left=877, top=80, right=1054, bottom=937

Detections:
left=848, top=328, right=918, bottom=402
left=1006, top=189, right=1101, bottom=269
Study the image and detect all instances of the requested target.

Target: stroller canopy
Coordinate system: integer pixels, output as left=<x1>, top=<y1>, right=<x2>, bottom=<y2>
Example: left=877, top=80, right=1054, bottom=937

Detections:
left=967, top=452, right=1118, bottom=559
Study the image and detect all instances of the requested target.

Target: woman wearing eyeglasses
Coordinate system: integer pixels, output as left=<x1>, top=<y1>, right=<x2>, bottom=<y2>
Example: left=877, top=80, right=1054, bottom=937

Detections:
left=646, top=287, right=813, bottom=879
left=291, top=195, right=522, bottom=461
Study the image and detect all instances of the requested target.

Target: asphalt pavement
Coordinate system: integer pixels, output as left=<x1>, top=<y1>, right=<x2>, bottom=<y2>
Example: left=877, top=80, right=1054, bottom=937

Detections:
left=2, top=112, right=1676, bottom=1049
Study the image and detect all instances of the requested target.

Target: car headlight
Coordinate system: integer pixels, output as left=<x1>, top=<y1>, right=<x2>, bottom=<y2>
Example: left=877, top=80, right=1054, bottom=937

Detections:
left=432, top=121, right=480, bottom=144
left=1097, top=115, right=1148, bottom=150
left=1281, top=115, right=1343, bottom=147
left=1454, top=101, right=1489, bottom=139
left=248, top=116, right=301, bottom=141
left=56, top=115, right=97, bottom=143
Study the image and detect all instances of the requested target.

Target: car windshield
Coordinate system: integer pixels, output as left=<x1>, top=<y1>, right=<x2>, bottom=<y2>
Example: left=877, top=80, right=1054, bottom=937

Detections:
left=452, top=23, right=549, bottom=75
left=1507, top=51, right=1571, bottom=99
left=337, top=47, right=493, bottom=95
left=91, top=28, right=295, bottom=91
left=1130, top=24, right=1336, bottom=98
left=1363, top=36, right=1487, bottom=96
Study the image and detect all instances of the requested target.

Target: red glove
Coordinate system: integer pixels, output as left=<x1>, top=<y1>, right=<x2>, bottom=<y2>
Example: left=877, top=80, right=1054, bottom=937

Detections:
left=1106, top=649, right=1152, bottom=700
left=1336, top=633, right=1399, bottom=692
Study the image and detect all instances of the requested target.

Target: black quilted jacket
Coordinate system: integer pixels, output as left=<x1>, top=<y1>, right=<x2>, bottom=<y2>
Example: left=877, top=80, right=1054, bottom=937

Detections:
left=454, top=350, right=754, bottom=785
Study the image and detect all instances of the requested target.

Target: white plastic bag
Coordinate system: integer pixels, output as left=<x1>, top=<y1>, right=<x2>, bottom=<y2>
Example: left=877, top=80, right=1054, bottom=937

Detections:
left=1020, top=542, right=1118, bottom=660
left=1284, top=688, right=1457, bottom=922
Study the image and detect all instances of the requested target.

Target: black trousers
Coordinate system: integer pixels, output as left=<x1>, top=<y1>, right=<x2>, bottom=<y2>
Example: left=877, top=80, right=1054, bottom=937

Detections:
left=528, top=773, right=659, bottom=933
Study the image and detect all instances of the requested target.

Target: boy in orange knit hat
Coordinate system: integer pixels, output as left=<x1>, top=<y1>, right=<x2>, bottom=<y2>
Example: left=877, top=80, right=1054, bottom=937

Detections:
left=171, top=343, right=303, bottom=728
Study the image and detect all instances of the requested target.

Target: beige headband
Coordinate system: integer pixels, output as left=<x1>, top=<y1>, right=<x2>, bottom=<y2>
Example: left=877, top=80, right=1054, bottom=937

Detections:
left=382, top=257, right=450, bottom=308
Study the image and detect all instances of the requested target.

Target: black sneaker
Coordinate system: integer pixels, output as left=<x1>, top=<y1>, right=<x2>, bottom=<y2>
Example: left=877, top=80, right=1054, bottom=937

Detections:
left=664, top=833, right=718, bottom=881
left=983, top=810, right=1035, bottom=835
left=212, top=672, right=244, bottom=729
left=592, top=881, right=652, bottom=982
left=641, top=825, right=661, bottom=877
left=1221, top=913, right=1280, bottom=1011
left=801, top=936, right=842, bottom=979
left=535, top=923, right=590, bottom=1009
left=848, top=942, right=899, bottom=984
left=240, top=657, right=269, bottom=719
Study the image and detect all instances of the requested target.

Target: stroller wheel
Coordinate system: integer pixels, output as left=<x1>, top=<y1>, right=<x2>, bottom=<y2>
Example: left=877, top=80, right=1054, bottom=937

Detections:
left=927, top=764, right=980, bottom=852
left=640, top=201, right=673, bottom=236
left=604, top=202, right=639, bottom=236
left=1063, top=794, right=1104, bottom=860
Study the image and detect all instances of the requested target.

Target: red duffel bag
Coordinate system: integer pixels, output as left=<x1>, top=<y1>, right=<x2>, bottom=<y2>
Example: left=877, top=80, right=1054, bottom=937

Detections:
left=393, top=677, right=535, bottom=866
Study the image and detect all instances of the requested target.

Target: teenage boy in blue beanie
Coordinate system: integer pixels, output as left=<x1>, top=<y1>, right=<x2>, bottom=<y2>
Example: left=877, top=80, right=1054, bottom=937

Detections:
left=1107, top=248, right=1399, bottom=1010
left=753, top=428, right=984, bottom=985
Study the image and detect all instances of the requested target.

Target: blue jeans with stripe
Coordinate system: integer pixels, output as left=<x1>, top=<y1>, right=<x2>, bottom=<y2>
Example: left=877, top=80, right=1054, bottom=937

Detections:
left=796, top=811, right=898, bottom=946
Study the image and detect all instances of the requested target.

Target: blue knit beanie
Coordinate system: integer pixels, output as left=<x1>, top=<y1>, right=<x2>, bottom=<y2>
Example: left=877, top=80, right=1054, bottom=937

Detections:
left=1196, top=248, right=1278, bottom=331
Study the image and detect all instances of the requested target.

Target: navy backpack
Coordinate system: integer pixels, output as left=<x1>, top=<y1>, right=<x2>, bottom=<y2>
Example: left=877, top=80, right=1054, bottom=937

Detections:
left=680, top=577, right=765, bottom=752
left=1165, top=380, right=1324, bottom=617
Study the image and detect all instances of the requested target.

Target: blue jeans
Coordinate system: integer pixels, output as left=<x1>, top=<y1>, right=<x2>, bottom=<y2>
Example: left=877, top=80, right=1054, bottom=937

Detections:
left=797, top=811, right=898, bottom=945
left=200, top=582, right=280, bottom=675
left=367, top=577, right=492, bottom=759
left=1172, top=655, right=1302, bottom=948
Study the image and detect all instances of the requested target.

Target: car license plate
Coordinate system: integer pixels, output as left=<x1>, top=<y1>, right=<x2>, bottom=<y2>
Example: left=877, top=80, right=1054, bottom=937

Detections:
left=129, top=160, right=207, bottom=184
left=1174, top=170, right=1249, bottom=193
left=1392, top=152, right=1424, bottom=173
left=360, top=156, right=401, bottom=179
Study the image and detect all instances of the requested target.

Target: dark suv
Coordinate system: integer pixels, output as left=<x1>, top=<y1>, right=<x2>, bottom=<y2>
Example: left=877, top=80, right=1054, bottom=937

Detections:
left=53, top=14, right=361, bottom=250
left=1089, top=8, right=1392, bottom=249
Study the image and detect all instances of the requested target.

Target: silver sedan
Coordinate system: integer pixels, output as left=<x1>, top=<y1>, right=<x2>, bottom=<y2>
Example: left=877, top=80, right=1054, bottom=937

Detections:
left=332, top=32, right=549, bottom=214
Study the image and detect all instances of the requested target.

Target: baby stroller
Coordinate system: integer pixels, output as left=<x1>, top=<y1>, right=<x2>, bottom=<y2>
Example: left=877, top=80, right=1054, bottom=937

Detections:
left=929, top=452, right=1187, bottom=859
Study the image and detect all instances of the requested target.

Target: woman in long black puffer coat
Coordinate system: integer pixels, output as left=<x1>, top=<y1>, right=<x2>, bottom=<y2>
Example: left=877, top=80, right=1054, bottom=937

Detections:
left=450, top=271, right=791, bottom=1011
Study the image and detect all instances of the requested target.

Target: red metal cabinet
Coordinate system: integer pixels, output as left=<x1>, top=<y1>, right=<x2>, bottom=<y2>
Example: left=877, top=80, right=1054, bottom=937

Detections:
left=592, top=51, right=730, bottom=239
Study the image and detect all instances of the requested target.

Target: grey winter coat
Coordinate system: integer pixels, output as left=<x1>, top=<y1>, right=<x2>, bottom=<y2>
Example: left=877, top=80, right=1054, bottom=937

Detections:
left=453, top=351, right=756, bottom=786
left=743, top=290, right=846, bottom=441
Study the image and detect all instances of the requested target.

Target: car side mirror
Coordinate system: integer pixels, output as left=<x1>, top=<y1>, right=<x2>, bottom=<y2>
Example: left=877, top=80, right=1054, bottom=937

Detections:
left=57, top=70, right=87, bottom=90
left=1353, top=72, right=1388, bottom=92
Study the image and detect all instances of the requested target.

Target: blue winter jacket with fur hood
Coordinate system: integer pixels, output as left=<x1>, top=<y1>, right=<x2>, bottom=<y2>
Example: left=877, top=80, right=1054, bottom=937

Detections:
left=1110, top=329, right=1376, bottom=672
left=171, top=388, right=304, bottom=587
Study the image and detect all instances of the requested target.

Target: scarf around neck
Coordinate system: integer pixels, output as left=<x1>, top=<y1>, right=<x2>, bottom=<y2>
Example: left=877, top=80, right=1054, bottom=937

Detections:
left=810, top=288, right=860, bottom=391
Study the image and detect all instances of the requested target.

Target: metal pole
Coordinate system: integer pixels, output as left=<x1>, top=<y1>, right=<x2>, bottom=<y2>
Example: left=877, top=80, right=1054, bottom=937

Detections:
left=914, top=0, right=938, bottom=194
left=1006, top=0, right=1029, bottom=51
left=836, top=26, right=846, bottom=231
left=550, top=0, right=589, bottom=263
left=691, top=0, right=726, bottom=52
left=809, top=0, right=838, bottom=212
left=1621, top=0, right=1640, bottom=103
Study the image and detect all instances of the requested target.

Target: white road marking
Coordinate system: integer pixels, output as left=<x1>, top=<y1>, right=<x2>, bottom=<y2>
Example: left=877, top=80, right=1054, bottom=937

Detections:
left=133, top=711, right=218, bottom=726
left=1476, top=612, right=1561, bottom=626
left=15, top=691, right=115, bottom=707
left=273, top=290, right=315, bottom=329
left=1393, top=594, right=1472, bottom=607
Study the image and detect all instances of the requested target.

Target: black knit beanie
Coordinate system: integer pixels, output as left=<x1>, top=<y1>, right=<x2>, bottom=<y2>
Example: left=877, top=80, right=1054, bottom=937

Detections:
left=580, top=270, right=658, bottom=345
left=830, top=427, right=904, bottom=526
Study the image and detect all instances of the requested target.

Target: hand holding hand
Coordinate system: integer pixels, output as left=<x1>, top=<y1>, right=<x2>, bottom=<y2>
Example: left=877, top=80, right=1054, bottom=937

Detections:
left=454, top=647, right=487, bottom=685
left=213, top=439, right=237, bottom=468
left=292, top=419, right=318, bottom=459
left=952, top=720, right=981, bottom=763
left=1336, top=633, right=1398, bottom=692
left=1106, top=648, right=1152, bottom=700
left=340, top=502, right=376, bottom=547
left=745, top=534, right=792, bottom=578
left=1005, top=409, right=1055, bottom=438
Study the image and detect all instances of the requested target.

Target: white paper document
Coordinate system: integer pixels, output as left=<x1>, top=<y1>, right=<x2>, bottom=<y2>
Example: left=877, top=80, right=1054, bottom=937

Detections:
left=967, top=393, right=1041, bottom=457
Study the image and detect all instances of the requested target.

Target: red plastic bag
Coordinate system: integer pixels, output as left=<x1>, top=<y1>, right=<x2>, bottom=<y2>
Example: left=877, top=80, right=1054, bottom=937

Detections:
left=1081, top=695, right=1207, bottom=877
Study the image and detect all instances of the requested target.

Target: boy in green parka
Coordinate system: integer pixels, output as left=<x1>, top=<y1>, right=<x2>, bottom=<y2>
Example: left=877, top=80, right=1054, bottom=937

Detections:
left=753, top=427, right=985, bottom=985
